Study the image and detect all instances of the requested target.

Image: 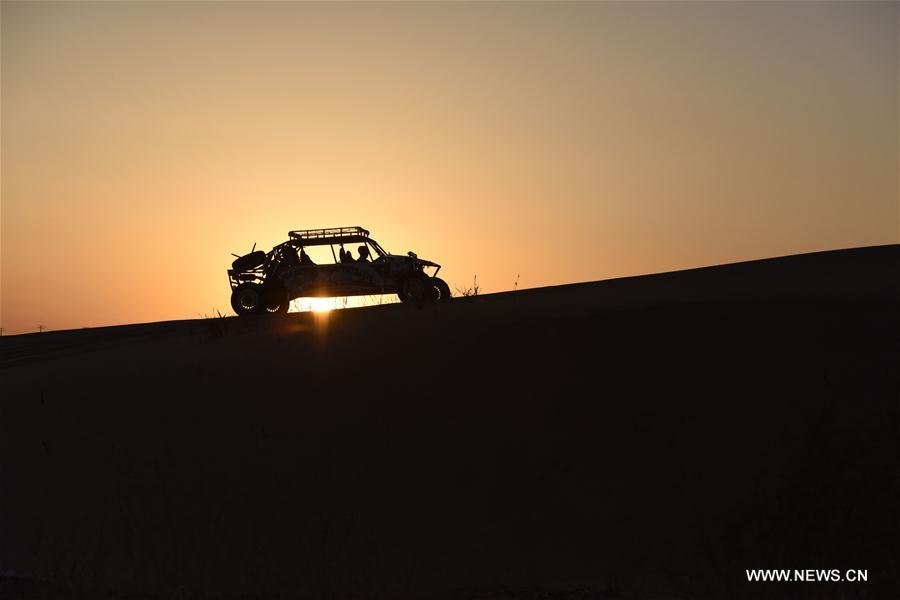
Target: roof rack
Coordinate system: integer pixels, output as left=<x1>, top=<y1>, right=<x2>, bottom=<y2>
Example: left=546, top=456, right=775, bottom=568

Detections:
left=288, top=226, right=370, bottom=241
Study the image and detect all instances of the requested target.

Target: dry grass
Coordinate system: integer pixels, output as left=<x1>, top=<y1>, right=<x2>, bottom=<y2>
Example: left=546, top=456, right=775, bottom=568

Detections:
left=455, top=275, right=480, bottom=297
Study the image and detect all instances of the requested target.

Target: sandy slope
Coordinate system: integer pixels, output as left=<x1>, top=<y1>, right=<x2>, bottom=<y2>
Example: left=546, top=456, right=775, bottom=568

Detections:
left=1, top=245, right=898, bottom=599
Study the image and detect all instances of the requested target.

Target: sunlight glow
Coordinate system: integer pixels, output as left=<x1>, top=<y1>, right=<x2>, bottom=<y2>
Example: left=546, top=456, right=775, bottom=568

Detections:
left=290, top=295, right=399, bottom=314
left=294, top=297, right=338, bottom=313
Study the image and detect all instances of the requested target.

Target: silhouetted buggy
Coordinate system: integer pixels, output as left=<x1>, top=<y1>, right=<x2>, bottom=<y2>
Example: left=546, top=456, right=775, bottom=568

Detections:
left=228, top=226, right=451, bottom=315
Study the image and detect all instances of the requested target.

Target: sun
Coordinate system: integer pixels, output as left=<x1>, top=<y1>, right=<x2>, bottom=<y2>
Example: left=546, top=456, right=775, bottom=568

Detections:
left=292, top=295, right=397, bottom=313
left=305, top=297, right=336, bottom=313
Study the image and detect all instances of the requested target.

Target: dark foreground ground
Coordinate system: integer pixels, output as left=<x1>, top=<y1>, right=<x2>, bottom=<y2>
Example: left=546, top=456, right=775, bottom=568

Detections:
left=1, top=245, right=898, bottom=599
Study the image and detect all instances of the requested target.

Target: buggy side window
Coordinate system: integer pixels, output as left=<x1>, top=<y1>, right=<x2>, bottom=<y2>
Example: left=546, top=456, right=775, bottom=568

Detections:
left=366, top=241, right=386, bottom=261
left=298, top=245, right=334, bottom=265
left=341, top=244, right=373, bottom=263
left=336, top=244, right=356, bottom=264
left=373, top=240, right=388, bottom=258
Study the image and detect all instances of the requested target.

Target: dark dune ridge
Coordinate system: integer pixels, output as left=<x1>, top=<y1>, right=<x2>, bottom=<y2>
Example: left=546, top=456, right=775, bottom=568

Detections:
left=1, top=244, right=898, bottom=599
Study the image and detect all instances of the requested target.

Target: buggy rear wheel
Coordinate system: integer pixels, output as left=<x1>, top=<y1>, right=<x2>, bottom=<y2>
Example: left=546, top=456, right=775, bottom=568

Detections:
left=231, top=284, right=264, bottom=316
left=264, top=288, right=290, bottom=315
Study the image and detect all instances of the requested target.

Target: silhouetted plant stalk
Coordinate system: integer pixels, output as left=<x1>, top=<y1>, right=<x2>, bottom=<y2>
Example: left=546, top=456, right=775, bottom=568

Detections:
left=455, top=275, right=479, bottom=297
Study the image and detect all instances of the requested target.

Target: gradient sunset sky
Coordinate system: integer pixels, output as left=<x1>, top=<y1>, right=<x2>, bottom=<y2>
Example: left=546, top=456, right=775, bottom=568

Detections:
left=2, top=1, right=897, bottom=334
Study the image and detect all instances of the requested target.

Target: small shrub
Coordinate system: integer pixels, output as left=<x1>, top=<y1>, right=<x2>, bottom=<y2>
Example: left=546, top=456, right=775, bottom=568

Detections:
left=455, top=275, right=480, bottom=297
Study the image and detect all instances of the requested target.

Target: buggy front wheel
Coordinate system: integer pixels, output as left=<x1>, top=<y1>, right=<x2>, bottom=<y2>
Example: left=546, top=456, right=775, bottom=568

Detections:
left=431, top=277, right=452, bottom=302
left=397, top=276, right=430, bottom=304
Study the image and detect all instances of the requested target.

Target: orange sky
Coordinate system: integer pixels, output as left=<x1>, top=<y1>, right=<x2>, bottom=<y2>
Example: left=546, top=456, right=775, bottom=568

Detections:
left=2, top=1, right=897, bottom=334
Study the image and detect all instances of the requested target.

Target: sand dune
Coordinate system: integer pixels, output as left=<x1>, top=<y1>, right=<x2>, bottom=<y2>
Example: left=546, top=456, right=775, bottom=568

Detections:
left=1, top=245, right=898, bottom=599
left=3, top=244, right=896, bottom=364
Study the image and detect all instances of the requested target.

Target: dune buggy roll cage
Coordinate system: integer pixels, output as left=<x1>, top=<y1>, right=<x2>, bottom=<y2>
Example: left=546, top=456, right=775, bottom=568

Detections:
left=289, top=226, right=369, bottom=240
left=286, top=226, right=388, bottom=257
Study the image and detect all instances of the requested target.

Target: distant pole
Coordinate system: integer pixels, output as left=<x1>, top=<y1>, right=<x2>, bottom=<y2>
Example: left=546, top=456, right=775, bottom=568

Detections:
left=37, top=324, right=44, bottom=333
